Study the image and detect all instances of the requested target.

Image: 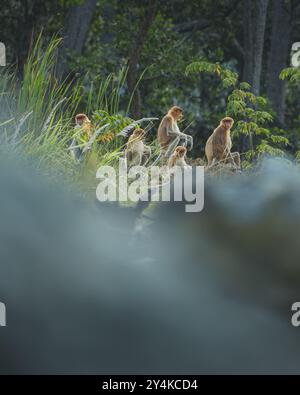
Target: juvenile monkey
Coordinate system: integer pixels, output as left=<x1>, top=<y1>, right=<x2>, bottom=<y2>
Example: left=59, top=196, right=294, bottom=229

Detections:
left=75, top=113, right=93, bottom=139
left=205, top=117, right=240, bottom=169
left=75, top=113, right=114, bottom=143
left=157, top=106, right=193, bottom=156
left=125, top=128, right=151, bottom=167
left=70, top=113, right=93, bottom=160
left=168, top=146, right=190, bottom=169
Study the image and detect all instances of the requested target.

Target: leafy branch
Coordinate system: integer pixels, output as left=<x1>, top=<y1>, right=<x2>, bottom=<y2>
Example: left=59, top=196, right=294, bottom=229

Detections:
left=186, top=60, right=289, bottom=161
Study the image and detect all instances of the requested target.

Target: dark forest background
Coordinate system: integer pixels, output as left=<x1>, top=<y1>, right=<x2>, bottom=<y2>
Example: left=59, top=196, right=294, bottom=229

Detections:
left=1, top=0, right=299, bottom=159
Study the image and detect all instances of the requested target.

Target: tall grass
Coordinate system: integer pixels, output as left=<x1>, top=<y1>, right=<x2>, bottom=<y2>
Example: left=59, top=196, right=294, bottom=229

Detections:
left=86, top=67, right=128, bottom=115
left=0, top=36, right=133, bottom=187
left=0, top=37, right=80, bottom=178
left=0, top=35, right=159, bottom=202
left=19, top=35, right=80, bottom=131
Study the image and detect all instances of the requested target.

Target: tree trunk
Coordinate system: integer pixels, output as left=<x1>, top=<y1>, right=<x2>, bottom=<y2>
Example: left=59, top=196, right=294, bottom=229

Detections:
left=242, top=0, right=254, bottom=87
left=127, top=0, right=158, bottom=119
left=252, top=0, right=269, bottom=95
left=266, top=0, right=292, bottom=126
left=241, top=0, right=269, bottom=151
left=56, top=0, right=97, bottom=80
left=15, top=0, right=44, bottom=77
left=102, top=2, right=115, bottom=45
left=242, top=0, right=269, bottom=95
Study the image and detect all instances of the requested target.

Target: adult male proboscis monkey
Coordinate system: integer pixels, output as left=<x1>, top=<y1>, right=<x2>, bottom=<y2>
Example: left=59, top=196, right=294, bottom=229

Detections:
left=157, top=106, right=193, bottom=158
left=205, top=117, right=240, bottom=169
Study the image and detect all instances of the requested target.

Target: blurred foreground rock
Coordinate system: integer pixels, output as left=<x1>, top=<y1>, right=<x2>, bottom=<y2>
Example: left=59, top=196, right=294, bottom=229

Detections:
left=0, top=156, right=300, bottom=374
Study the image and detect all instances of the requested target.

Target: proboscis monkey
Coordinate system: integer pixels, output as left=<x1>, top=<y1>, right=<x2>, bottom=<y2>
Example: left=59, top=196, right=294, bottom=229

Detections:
left=205, top=117, right=240, bottom=168
left=70, top=113, right=93, bottom=160
left=75, top=113, right=114, bottom=143
left=168, top=146, right=189, bottom=169
left=75, top=113, right=93, bottom=139
left=157, top=106, right=193, bottom=157
left=125, top=128, right=151, bottom=167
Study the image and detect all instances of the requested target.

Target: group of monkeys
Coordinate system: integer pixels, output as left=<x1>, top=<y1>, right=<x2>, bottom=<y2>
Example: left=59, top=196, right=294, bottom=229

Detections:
left=74, top=106, right=241, bottom=171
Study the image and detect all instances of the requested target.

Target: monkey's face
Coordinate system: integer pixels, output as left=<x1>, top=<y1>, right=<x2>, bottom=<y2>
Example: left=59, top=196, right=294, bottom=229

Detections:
left=169, top=106, right=183, bottom=121
left=175, top=147, right=186, bottom=158
left=222, top=117, right=234, bottom=130
left=75, top=114, right=90, bottom=126
left=173, top=109, right=183, bottom=121
left=133, top=129, right=145, bottom=140
left=224, top=121, right=232, bottom=130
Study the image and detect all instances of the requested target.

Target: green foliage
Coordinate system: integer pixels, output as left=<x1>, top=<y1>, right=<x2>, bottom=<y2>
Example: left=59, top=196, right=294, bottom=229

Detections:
left=18, top=34, right=81, bottom=134
left=186, top=59, right=290, bottom=160
left=0, top=0, right=299, bottom=177
left=92, top=110, right=132, bottom=149
left=59, top=0, right=84, bottom=6
left=1, top=0, right=299, bottom=160
left=227, top=86, right=289, bottom=158
left=186, top=60, right=238, bottom=87
left=0, top=36, right=79, bottom=179
left=0, top=36, right=163, bottom=198
left=84, top=67, right=128, bottom=115
left=256, top=141, right=287, bottom=157
left=0, top=37, right=134, bottom=186
left=280, top=68, right=300, bottom=84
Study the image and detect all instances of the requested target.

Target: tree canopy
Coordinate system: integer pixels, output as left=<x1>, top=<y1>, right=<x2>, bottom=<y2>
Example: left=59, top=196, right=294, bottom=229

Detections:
left=1, top=0, right=299, bottom=160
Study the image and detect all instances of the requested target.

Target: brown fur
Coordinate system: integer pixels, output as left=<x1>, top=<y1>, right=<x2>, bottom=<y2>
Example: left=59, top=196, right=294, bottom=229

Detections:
left=168, top=146, right=187, bottom=168
left=205, top=117, right=240, bottom=168
left=125, top=128, right=151, bottom=166
left=157, top=106, right=183, bottom=151
left=75, top=113, right=93, bottom=138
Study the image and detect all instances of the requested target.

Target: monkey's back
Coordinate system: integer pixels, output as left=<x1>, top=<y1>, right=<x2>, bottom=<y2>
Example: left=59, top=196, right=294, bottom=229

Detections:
left=157, top=115, right=173, bottom=150
left=205, top=126, right=232, bottom=165
left=205, top=134, right=214, bottom=164
left=125, top=139, right=144, bottom=165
